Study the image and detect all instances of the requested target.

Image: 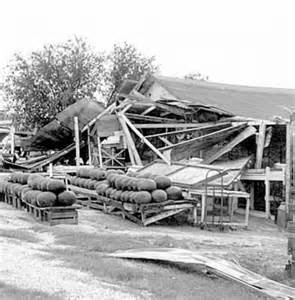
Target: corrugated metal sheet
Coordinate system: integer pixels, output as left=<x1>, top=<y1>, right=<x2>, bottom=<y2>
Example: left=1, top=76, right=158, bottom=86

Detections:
left=152, top=76, right=295, bottom=121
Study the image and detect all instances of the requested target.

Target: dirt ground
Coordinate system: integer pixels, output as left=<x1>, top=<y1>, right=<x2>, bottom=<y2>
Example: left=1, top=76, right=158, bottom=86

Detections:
left=0, top=202, right=293, bottom=300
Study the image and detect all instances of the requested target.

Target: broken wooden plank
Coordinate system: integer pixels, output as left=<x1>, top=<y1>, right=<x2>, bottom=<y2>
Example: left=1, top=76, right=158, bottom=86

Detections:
left=109, top=248, right=295, bottom=299
left=255, top=121, right=266, bottom=169
left=159, top=123, right=247, bottom=161
left=134, top=123, right=212, bottom=129
left=145, top=122, right=231, bottom=139
left=120, top=113, right=170, bottom=164
left=203, top=126, right=257, bottom=164
left=143, top=208, right=187, bottom=226
left=141, top=106, right=156, bottom=115
left=125, top=113, right=181, bottom=123
left=117, top=113, right=142, bottom=166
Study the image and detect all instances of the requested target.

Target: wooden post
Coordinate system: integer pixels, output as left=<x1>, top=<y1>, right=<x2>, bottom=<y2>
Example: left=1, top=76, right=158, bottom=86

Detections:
left=255, top=121, right=266, bottom=169
left=286, top=122, right=291, bottom=216
left=117, top=114, right=142, bottom=166
left=10, top=126, right=15, bottom=155
left=250, top=183, right=255, bottom=210
left=87, top=126, right=92, bottom=166
left=265, top=167, right=271, bottom=219
left=74, top=116, right=80, bottom=167
left=97, top=136, right=103, bottom=168
left=49, top=163, right=53, bottom=178
left=120, top=113, right=170, bottom=165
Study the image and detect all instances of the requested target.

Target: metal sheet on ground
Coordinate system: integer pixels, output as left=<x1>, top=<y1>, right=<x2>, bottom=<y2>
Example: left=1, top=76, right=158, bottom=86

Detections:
left=109, top=248, right=295, bottom=300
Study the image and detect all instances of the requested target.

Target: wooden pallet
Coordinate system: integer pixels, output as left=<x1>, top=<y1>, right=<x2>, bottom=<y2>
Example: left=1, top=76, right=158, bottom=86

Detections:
left=23, top=201, right=78, bottom=226
left=67, top=184, right=198, bottom=226
left=106, top=199, right=197, bottom=226
left=2, top=192, right=22, bottom=209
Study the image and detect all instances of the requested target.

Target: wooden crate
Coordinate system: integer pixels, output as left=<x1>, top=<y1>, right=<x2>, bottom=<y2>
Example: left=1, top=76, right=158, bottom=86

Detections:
left=23, top=201, right=78, bottom=226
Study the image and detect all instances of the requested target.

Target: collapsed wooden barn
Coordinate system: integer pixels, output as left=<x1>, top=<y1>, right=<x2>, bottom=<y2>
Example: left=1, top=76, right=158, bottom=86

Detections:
left=5, top=75, right=295, bottom=224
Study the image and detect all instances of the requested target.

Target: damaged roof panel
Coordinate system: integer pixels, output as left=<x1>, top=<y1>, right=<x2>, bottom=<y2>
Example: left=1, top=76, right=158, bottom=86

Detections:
left=148, top=75, right=295, bottom=121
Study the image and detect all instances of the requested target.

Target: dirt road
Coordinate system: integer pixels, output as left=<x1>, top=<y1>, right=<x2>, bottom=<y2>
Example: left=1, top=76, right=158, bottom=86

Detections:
left=0, top=202, right=290, bottom=299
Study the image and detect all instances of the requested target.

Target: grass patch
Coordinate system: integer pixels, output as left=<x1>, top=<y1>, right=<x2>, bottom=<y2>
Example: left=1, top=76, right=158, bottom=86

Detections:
left=0, top=281, right=63, bottom=300
left=0, top=229, right=40, bottom=243
left=41, top=227, right=266, bottom=300
left=46, top=247, right=266, bottom=300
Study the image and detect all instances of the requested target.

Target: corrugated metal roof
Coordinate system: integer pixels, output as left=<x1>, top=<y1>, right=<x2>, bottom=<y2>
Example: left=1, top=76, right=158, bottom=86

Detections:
left=152, top=76, right=295, bottom=121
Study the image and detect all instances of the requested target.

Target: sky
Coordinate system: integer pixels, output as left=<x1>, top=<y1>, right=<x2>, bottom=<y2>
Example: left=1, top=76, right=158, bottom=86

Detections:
left=0, top=0, right=294, bottom=89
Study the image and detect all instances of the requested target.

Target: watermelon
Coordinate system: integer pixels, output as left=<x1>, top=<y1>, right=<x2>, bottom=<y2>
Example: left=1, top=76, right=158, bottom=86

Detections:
left=133, top=191, right=152, bottom=204
left=151, top=190, right=168, bottom=203
left=46, top=179, right=66, bottom=193
left=28, top=174, right=43, bottom=189
left=36, top=192, right=56, bottom=207
left=137, top=172, right=152, bottom=179
left=96, top=183, right=110, bottom=195
left=137, top=179, right=157, bottom=192
left=56, top=191, right=76, bottom=206
left=154, top=176, right=171, bottom=190
left=166, top=186, right=183, bottom=200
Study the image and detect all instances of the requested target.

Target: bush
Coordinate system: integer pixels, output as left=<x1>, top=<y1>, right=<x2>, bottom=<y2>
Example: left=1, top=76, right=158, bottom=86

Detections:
left=56, top=191, right=76, bottom=206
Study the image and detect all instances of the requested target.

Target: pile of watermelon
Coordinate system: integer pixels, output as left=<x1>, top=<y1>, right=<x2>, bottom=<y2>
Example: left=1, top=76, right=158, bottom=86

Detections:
left=67, top=168, right=110, bottom=190
left=95, top=170, right=183, bottom=205
left=0, top=172, right=76, bottom=208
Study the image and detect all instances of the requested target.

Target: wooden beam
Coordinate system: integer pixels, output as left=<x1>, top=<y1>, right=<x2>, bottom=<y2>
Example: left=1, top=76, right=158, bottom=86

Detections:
left=10, top=125, right=15, bottom=155
left=134, top=123, right=213, bottom=129
left=255, top=121, right=266, bottom=169
left=119, top=113, right=170, bottom=164
left=97, top=136, right=103, bottom=168
left=74, top=116, right=80, bottom=167
left=117, top=114, right=142, bottom=166
left=145, top=122, right=231, bottom=139
left=159, top=123, right=247, bottom=161
left=87, top=126, right=92, bottom=166
left=81, top=99, right=131, bottom=133
left=159, top=137, right=174, bottom=146
left=125, top=113, right=181, bottom=123
left=286, top=121, right=291, bottom=216
left=141, top=106, right=156, bottom=115
left=204, top=126, right=257, bottom=164
left=265, top=167, right=271, bottom=219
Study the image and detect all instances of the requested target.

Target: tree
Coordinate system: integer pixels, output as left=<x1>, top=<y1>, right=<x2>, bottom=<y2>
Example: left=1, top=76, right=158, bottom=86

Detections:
left=3, top=37, right=106, bottom=129
left=184, top=73, right=209, bottom=81
left=105, top=42, right=158, bottom=99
